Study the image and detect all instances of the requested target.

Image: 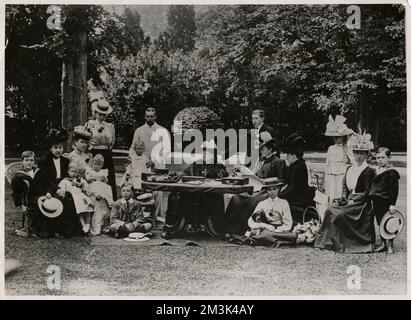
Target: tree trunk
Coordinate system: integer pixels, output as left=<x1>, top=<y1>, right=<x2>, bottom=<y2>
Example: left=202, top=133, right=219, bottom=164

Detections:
left=61, top=30, right=88, bottom=150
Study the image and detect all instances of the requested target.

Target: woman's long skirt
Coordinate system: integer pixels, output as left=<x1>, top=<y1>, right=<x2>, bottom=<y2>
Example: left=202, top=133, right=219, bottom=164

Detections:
left=314, top=201, right=374, bottom=253
left=90, top=149, right=117, bottom=200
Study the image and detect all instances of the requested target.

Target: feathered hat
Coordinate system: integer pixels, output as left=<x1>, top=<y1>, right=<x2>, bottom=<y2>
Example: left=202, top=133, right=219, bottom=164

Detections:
left=324, top=115, right=353, bottom=137
left=347, top=132, right=374, bottom=151
left=73, top=125, right=92, bottom=140
left=44, top=127, right=68, bottom=146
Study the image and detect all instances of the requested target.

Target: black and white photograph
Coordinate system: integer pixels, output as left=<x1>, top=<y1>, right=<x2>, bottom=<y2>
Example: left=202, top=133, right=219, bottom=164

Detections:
left=2, top=1, right=407, bottom=297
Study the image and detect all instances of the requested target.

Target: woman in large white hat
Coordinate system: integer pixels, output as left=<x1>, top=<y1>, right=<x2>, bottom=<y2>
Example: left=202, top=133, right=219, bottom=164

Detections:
left=324, top=115, right=354, bottom=202
left=85, top=90, right=117, bottom=200
left=314, top=132, right=376, bottom=253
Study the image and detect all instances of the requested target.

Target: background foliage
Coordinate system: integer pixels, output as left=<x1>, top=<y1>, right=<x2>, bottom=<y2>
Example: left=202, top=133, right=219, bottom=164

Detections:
left=5, top=4, right=406, bottom=151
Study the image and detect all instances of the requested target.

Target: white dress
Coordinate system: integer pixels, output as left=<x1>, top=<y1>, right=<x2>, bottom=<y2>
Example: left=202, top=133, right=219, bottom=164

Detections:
left=58, top=178, right=94, bottom=214
left=120, top=152, right=151, bottom=189
left=325, top=143, right=352, bottom=202
left=85, top=167, right=113, bottom=235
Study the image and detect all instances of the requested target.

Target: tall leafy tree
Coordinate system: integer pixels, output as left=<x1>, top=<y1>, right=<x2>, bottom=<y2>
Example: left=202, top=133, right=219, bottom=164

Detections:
left=167, top=5, right=196, bottom=52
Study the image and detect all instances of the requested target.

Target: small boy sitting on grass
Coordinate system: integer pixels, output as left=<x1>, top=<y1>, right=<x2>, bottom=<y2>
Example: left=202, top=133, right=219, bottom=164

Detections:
left=109, top=183, right=153, bottom=239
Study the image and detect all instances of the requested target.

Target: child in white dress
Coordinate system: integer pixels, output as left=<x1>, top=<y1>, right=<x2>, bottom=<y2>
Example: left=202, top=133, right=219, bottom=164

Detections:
left=57, top=162, right=94, bottom=235
left=324, top=115, right=354, bottom=202
left=85, top=154, right=113, bottom=235
left=120, top=140, right=151, bottom=190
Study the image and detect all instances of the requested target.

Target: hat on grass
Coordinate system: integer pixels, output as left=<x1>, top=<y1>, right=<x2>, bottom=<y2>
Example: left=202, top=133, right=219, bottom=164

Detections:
left=324, top=115, right=353, bottom=137
left=380, top=209, right=404, bottom=240
left=38, top=196, right=63, bottom=218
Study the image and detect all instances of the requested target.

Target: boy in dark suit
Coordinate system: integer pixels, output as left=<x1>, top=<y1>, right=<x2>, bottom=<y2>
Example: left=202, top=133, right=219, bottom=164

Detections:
left=110, top=183, right=153, bottom=238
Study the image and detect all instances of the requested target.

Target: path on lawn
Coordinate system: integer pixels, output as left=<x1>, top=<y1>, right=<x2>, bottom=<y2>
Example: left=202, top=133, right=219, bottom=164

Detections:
left=4, top=172, right=407, bottom=296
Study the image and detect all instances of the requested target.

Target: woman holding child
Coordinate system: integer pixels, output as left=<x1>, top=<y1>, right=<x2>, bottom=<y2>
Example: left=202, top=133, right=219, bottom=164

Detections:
left=84, top=91, right=117, bottom=200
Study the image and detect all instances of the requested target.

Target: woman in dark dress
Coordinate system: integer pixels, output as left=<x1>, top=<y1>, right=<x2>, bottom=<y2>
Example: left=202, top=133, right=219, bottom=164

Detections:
left=162, top=141, right=228, bottom=239
left=278, top=134, right=315, bottom=223
left=370, top=147, right=400, bottom=254
left=314, top=133, right=376, bottom=253
left=224, top=138, right=287, bottom=238
left=38, top=128, right=82, bottom=238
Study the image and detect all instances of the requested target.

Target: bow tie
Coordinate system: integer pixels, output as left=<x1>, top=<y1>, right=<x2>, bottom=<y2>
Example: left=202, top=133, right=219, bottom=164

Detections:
left=52, top=155, right=61, bottom=160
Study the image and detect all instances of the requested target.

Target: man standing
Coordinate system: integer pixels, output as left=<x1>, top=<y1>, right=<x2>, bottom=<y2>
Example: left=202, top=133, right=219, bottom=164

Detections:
left=248, top=109, right=276, bottom=168
left=129, top=107, right=171, bottom=222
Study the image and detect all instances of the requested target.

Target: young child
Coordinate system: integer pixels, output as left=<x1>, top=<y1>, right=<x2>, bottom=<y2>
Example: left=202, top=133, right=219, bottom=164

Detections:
left=85, top=154, right=108, bottom=184
left=11, top=151, right=54, bottom=237
left=110, top=183, right=153, bottom=239
left=57, top=162, right=94, bottom=235
left=65, top=126, right=93, bottom=178
left=247, top=179, right=293, bottom=234
left=86, top=154, right=113, bottom=235
left=324, top=115, right=354, bottom=202
left=369, top=147, right=400, bottom=254
left=120, top=140, right=151, bottom=191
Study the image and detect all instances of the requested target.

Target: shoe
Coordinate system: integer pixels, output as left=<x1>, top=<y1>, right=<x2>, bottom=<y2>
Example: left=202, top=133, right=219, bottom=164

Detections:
left=374, top=245, right=387, bottom=253
left=15, top=229, right=29, bottom=237
left=155, top=217, right=165, bottom=223
left=161, top=231, right=172, bottom=240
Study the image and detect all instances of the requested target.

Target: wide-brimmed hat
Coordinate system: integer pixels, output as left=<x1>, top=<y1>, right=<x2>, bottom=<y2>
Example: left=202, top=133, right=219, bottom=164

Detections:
left=283, top=133, right=305, bottom=154
left=348, top=132, right=374, bottom=151
left=38, top=196, right=63, bottom=218
left=380, top=209, right=404, bottom=240
left=44, top=127, right=68, bottom=146
left=324, top=115, right=353, bottom=137
left=89, top=91, right=113, bottom=115
left=261, top=177, right=286, bottom=189
left=259, top=138, right=278, bottom=150
left=73, top=125, right=92, bottom=140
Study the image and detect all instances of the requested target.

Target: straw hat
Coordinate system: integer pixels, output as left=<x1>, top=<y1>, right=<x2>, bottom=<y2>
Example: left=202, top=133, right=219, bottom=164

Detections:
left=261, top=177, right=286, bottom=189
left=38, top=196, right=63, bottom=218
left=380, top=209, right=404, bottom=240
left=89, top=91, right=113, bottom=115
left=324, top=115, right=353, bottom=137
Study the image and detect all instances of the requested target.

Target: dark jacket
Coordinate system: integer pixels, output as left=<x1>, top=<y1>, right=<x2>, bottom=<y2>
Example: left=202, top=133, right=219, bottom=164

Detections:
left=369, top=168, right=399, bottom=205
left=256, top=154, right=287, bottom=179
left=279, top=158, right=315, bottom=206
left=342, top=166, right=376, bottom=203
left=38, top=152, right=70, bottom=185
left=11, top=168, right=54, bottom=208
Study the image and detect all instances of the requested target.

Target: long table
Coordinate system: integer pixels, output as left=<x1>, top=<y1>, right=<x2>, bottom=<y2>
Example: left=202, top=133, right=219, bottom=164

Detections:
left=141, top=179, right=254, bottom=195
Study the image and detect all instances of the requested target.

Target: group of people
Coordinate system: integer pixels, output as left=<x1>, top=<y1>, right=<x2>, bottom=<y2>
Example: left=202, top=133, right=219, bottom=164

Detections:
left=9, top=100, right=402, bottom=254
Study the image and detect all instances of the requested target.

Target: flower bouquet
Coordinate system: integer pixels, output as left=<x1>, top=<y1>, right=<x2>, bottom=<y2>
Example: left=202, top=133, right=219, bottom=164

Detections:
left=292, top=219, right=321, bottom=245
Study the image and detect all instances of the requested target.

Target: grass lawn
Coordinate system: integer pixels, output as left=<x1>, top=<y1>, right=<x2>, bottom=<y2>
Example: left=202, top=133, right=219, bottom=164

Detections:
left=4, top=174, right=407, bottom=296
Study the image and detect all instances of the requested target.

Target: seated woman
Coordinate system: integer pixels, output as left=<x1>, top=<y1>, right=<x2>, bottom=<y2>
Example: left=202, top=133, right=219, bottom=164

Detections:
left=161, top=140, right=228, bottom=239
left=314, top=133, right=376, bottom=253
left=244, top=179, right=295, bottom=247
left=278, top=134, right=315, bottom=224
left=225, top=138, right=286, bottom=238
